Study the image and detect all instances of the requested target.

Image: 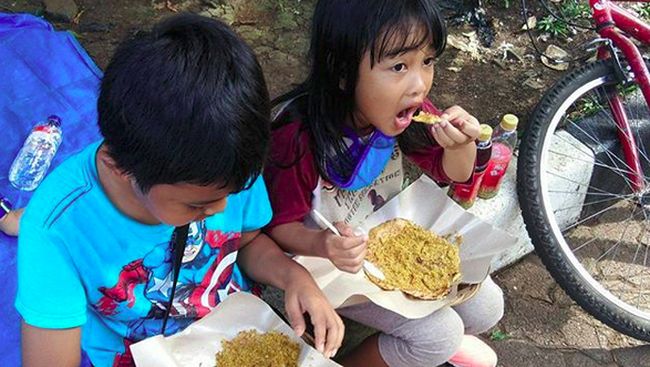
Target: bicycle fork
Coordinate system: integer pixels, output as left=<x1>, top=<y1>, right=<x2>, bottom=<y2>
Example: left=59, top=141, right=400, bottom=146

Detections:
left=594, top=35, right=648, bottom=200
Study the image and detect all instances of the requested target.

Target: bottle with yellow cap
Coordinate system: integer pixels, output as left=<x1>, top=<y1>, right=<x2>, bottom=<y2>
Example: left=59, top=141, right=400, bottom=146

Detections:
left=478, top=114, right=519, bottom=199
left=448, top=124, right=494, bottom=209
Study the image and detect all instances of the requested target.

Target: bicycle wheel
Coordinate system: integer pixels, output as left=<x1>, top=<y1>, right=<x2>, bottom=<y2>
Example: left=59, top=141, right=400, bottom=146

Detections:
left=518, top=59, right=650, bottom=340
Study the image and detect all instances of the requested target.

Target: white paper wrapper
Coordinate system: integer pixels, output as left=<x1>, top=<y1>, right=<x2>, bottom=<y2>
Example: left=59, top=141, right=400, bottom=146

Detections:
left=131, top=292, right=340, bottom=367
left=295, top=175, right=517, bottom=319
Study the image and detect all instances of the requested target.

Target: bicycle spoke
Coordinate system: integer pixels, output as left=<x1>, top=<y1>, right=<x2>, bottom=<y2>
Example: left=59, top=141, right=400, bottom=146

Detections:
left=589, top=91, right=650, bottom=182
left=548, top=148, right=637, bottom=177
left=548, top=189, right=635, bottom=197
left=557, top=118, right=638, bottom=194
left=567, top=95, right=632, bottom=184
left=546, top=170, right=630, bottom=199
left=633, top=228, right=650, bottom=308
left=561, top=200, right=623, bottom=233
left=565, top=109, right=639, bottom=192
left=592, top=204, right=637, bottom=265
left=553, top=195, right=631, bottom=213
left=572, top=235, right=600, bottom=253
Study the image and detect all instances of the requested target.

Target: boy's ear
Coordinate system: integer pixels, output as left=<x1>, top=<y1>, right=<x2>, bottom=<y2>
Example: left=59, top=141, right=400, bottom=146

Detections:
left=97, top=147, right=130, bottom=180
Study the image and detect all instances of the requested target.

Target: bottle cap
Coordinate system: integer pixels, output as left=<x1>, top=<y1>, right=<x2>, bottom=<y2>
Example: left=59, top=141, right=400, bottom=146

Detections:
left=47, top=115, right=62, bottom=127
left=500, top=114, right=518, bottom=131
left=478, top=124, right=493, bottom=142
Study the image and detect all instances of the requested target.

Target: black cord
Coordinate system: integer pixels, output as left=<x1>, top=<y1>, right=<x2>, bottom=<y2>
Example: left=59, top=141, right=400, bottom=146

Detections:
left=520, top=0, right=597, bottom=64
left=539, top=0, right=596, bottom=31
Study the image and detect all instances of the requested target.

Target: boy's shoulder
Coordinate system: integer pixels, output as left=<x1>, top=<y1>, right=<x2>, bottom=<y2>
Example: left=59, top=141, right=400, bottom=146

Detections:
left=22, top=142, right=101, bottom=230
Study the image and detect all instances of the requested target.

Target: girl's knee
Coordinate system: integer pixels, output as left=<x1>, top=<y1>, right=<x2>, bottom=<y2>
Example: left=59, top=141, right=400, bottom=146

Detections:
left=457, top=279, right=505, bottom=335
left=378, top=308, right=464, bottom=367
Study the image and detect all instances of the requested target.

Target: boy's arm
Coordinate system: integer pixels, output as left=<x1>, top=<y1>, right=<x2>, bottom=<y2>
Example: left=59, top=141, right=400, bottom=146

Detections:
left=237, top=230, right=344, bottom=358
left=22, top=322, right=80, bottom=367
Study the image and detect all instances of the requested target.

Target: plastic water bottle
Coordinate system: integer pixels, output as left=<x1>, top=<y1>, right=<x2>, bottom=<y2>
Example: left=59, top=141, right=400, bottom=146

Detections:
left=8, top=116, right=63, bottom=191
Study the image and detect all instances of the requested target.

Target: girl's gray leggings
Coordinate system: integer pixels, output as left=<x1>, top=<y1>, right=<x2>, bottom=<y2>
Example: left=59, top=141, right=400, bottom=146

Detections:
left=337, top=276, right=504, bottom=367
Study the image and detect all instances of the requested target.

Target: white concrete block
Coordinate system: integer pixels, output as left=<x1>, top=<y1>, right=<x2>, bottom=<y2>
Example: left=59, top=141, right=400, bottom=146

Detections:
left=467, top=131, right=594, bottom=272
left=466, top=155, right=533, bottom=272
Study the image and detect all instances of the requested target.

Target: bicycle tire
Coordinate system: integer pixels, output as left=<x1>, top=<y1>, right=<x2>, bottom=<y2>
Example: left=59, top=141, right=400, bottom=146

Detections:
left=518, top=59, right=650, bottom=341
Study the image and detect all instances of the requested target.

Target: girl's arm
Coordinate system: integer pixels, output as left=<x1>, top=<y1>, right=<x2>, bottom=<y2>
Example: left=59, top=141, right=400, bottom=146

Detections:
left=433, top=106, right=481, bottom=182
left=441, top=142, right=477, bottom=182
left=237, top=230, right=344, bottom=358
left=268, top=222, right=368, bottom=273
left=22, top=322, right=81, bottom=367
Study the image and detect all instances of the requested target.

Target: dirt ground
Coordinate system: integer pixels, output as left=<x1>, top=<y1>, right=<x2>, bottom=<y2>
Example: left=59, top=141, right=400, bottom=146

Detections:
left=2, top=0, right=649, bottom=365
left=1, top=0, right=568, bottom=124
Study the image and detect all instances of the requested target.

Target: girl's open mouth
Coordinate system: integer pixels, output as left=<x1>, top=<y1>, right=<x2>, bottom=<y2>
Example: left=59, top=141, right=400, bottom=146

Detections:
left=395, top=107, right=418, bottom=129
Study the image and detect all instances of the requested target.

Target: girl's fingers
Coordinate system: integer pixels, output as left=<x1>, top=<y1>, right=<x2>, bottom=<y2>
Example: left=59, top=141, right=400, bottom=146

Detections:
left=334, top=221, right=355, bottom=237
left=431, top=125, right=454, bottom=147
left=438, top=121, right=469, bottom=144
left=457, top=116, right=480, bottom=140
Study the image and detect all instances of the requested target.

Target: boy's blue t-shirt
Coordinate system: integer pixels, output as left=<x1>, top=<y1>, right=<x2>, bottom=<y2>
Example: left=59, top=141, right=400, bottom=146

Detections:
left=15, top=141, right=272, bottom=366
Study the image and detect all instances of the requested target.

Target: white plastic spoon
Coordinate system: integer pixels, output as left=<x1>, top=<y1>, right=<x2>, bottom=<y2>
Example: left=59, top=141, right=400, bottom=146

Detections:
left=311, top=210, right=385, bottom=280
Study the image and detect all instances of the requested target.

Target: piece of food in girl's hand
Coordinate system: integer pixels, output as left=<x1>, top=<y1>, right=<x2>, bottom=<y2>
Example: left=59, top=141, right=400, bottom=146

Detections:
left=215, top=329, right=300, bottom=367
left=364, top=218, right=461, bottom=300
left=412, top=110, right=442, bottom=125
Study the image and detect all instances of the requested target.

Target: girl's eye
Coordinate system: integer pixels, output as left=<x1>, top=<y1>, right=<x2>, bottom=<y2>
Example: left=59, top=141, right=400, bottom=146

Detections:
left=392, top=63, right=407, bottom=72
left=424, top=57, right=435, bottom=66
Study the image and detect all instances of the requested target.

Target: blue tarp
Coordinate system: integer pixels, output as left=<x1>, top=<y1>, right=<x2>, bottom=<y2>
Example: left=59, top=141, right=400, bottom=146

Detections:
left=0, top=13, right=102, bottom=366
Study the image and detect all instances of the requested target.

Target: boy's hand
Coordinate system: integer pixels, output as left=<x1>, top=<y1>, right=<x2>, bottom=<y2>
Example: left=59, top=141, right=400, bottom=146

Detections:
left=284, top=273, right=344, bottom=359
left=431, top=105, right=480, bottom=150
left=321, top=222, right=368, bottom=273
left=0, top=208, right=23, bottom=237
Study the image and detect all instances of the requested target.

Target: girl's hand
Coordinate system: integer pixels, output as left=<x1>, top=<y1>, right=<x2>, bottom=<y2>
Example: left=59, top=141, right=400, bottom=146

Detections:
left=284, top=273, right=345, bottom=358
left=320, top=222, right=368, bottom=273
left=431, top=105, right=480, bottom=150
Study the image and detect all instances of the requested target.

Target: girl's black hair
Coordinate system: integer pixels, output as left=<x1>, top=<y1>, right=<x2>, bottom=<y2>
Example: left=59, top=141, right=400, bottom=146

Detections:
left=272, top=0, right=446, bottom=182
left=98, top=13, right=270, bottom=193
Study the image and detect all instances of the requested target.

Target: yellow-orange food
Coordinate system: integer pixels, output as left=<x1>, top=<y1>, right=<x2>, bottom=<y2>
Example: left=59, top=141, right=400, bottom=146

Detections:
left=365, top=218, right=461, bottom=299
left=412, top=111, right=442, bottom=125
left=215, top=330, right=300, bottom=367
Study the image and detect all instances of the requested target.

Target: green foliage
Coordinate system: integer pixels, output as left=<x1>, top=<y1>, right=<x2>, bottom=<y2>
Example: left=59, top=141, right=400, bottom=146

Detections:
left=560, top=0, right=590, bottom=19
left=536, top=0, right=591, bottom=39
left=490, top=329, right=510, bottom=341
left=537, top=16, right=572, bottom=38
left=633, top=3, right=650, bottom=21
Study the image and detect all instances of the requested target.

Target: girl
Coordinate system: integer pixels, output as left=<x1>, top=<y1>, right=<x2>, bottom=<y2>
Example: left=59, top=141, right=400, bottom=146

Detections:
left=264, top=1, right=504, bottom=366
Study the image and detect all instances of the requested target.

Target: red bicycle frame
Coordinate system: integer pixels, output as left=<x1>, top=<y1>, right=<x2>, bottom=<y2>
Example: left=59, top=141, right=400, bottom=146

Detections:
left=590, top=0, right=649, bottom=192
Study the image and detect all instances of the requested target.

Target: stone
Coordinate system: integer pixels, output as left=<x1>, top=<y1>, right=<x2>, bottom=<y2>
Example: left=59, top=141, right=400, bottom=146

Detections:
left=541, top=44, right=570, bottom=71
left=42, top=0, right=78, bottom=22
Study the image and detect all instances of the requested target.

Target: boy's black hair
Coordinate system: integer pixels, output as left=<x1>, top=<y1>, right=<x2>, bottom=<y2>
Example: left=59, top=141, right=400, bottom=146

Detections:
left=272, top=0, right=446, bottom=182
left=98, top=13, right=270, bottom=193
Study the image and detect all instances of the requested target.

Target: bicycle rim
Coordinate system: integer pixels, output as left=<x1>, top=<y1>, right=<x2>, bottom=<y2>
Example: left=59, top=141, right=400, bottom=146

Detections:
left=538, top=64, right=650, bottom=328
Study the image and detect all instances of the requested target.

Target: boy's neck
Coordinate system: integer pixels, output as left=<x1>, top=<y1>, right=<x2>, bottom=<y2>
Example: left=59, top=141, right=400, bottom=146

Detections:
left=96, top=145, right=162, bottom=225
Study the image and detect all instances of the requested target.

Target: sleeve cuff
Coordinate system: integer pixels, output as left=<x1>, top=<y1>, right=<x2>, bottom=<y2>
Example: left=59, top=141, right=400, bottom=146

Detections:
left=16, top=299, right=86, bottom=329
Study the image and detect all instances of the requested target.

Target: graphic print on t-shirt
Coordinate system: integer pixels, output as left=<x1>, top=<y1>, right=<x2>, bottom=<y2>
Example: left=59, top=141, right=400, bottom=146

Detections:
left=93, top=220, right=250, bottom=361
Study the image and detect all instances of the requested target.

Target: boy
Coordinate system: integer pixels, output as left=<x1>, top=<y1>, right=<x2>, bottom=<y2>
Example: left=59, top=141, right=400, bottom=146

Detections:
left=16, top=14, right=343, bottom=367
